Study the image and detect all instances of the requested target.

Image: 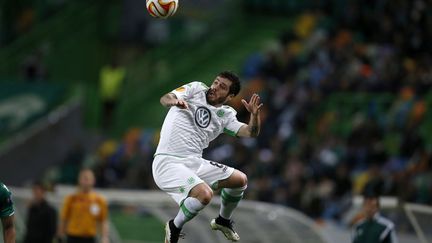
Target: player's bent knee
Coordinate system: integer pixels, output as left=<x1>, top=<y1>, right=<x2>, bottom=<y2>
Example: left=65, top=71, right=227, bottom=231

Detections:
left=189, top=183, right=213, bottom=205
left=218, top=170, right=248, bottom=189
left=239, top=171, right=248, bottom=187
left=233, top=170, right=248, bottom=188
left=199, top=189, right=213, bottom=205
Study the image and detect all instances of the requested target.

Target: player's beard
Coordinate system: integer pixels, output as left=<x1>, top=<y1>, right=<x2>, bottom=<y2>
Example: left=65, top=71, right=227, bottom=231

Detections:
left=206, top=89, right=226, bottom=106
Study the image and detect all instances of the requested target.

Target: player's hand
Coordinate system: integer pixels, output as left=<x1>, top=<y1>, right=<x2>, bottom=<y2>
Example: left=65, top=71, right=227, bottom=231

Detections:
left=175, top=99, right=189, bottom=109
left=101, top=235, right=110, bottom=243
left=241, top=93, right=263, bottom=116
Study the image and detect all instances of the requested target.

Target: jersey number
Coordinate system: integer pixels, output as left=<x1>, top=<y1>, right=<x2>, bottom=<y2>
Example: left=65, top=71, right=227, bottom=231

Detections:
left=210, top=161, right=224, bottom=168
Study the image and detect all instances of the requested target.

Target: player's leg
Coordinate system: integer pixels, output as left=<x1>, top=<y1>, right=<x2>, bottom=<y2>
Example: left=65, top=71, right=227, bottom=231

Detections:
left=210, top=170, right=247, bottom=241
left=172, top=183, right=213, bottom=229
left=217, top=170, right=247, bottom=219
left=153, top=155, right=209, bottom=243
left=165, top=183, right=212, bottom=243
left=195, top=158, right=246, bottom=242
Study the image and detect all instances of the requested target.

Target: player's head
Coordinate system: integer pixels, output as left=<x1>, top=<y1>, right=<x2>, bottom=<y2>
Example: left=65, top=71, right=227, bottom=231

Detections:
left=206, top=71, right=241, bottom=106
left=32, top=181, right=46, bottom=202
left=363, top=192, right=380, bottom=219
left=78, top=168, right=95, bottom=192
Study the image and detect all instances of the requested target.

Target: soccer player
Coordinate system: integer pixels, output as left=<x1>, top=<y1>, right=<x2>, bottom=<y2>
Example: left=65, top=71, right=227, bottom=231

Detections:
left=59, top=169, right=109, bottom=243
left=352, top=192, right=398, bottom=243
left=0, top=182, right=16, bottom=243
left=153, top=71, right=263, bottom=243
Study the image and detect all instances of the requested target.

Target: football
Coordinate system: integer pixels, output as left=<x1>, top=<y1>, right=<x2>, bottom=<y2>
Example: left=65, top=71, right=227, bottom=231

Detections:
left=146, top=0, right=179, bottom=19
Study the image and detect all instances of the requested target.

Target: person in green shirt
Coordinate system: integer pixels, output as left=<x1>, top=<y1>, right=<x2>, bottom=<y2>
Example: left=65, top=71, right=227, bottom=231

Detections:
left=352, top=192, right=398, bottom=243
left=0, top=182, right=15, bottom=243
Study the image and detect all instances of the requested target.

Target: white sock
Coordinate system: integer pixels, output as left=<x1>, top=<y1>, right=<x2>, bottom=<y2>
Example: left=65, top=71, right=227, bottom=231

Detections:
left=220, top=186, right=247, bottom=219
left=173, top=197, right=205, bottom=228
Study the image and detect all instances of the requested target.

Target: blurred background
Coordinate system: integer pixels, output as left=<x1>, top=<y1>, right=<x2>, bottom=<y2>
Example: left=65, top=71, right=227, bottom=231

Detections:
left=1, top=0, right=432, bottom=242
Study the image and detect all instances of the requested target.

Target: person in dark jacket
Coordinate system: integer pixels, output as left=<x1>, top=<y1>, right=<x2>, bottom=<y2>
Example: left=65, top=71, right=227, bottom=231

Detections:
left=23, top=182, right=57, bottom=243
left=352, top=190, right=398, bottom=243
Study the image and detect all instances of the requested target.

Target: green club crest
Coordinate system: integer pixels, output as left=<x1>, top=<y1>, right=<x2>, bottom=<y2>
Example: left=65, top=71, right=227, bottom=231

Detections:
left=187, top=177, right=195, bottom=185
left=217, top=110, right=225, bottom=117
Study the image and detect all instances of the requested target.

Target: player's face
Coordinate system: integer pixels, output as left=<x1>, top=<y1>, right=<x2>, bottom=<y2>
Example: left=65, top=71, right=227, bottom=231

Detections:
left=363, top=198, right=379, bottom=218
left=206, top=76, right=234, bottom=106
left=78, top=170, right=95, bottom=191
left=32, top=185, right=45, bottom=201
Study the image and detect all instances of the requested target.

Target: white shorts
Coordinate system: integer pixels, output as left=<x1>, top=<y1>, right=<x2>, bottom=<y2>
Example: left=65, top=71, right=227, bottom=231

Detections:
left=152, top=154, right=235, bottom=205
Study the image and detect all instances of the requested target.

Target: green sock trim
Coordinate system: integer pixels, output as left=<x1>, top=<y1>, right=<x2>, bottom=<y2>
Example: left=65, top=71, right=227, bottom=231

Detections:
left=221, top=189, right=243, bottom=203
left=180, top=202, right=197, bottom=219
left=211, top=181, right=219, bottom=190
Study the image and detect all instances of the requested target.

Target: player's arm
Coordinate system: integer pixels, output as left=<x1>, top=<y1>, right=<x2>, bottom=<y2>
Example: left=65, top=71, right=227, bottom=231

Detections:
left=58, top=218, right=67, bottom=240
left=1, top=215, right=16, bottom=243
left=99, top=197, right=109, bottom=243
left=100, top=219, right=110, bottom=243
left=160, top=93, right=188, bottom=109
left=237, top=93, right=263, bottom=137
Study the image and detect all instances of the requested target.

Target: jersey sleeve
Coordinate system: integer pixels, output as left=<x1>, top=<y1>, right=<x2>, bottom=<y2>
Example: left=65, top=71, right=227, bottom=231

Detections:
left=60, top=195, right=72, bottom=220
left=0, top=184, right=14, bottom=218
left=170, top=81, right=207, bottom=100
left=99, top=196, right=108, bottom=221
left=224, top=108, right=246, bottom=137
left=381, top=224, right=398, bottom=243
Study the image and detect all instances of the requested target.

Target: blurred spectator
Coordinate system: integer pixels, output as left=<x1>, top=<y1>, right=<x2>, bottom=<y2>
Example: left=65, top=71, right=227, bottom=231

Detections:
left=91, top=128, right=157, bottom=189
left=351, top=190, right=397, bottom=243
left=23, top=182, right=57, bottom=243
left=99, top=59, right=126, bottom=130
left=21, top=48, right=48, bottom=82
left=16, top=7, right=35, bottom=34
left=1, top=0, right=68, bottom=45
left=59, top=169, right=109, bottom=243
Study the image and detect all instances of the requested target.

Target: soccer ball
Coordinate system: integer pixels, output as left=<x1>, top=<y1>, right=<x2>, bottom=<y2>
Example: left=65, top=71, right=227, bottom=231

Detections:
left=146, top=0, right=179, bottom=19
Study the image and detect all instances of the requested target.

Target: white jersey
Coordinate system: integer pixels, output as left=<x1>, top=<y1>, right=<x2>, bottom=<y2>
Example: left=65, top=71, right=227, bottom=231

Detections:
left=155, top=81, right=245, bottom=158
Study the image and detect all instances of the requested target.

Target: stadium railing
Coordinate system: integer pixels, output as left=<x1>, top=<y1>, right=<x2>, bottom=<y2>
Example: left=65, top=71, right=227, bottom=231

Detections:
left=11, top=186, right=329, bottom=243
left=404, top=203, right=432, bottom=243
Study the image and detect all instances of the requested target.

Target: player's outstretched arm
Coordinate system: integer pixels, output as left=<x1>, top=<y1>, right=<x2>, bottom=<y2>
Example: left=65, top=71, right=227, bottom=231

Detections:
left=1, top=216, right=16, bottom=243
left=237, top=93, right=263, bottom=137
left=160, top=93, right=188, bottom=109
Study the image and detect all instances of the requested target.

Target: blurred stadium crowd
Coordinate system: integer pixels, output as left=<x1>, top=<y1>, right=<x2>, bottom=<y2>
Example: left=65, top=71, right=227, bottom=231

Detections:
left=1, top=0, right=68, bottom=46
left=46, top=0, right=432, bottom=224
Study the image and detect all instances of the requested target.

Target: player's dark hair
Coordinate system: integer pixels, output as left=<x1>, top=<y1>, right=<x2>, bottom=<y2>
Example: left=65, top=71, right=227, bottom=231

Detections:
left=219, top=71, right=241, bottom=96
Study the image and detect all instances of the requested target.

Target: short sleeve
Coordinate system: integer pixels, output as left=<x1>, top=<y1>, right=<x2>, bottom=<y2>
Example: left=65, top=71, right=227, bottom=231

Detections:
left=60, top=195, right=72, bottom=220
left=0, top=185, right=14, bottom=218
left=170, top=81, right=207, bottom=100
left=99, top=196, right=108, bottom=221
left=224, top=109, right=245, bottom=137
